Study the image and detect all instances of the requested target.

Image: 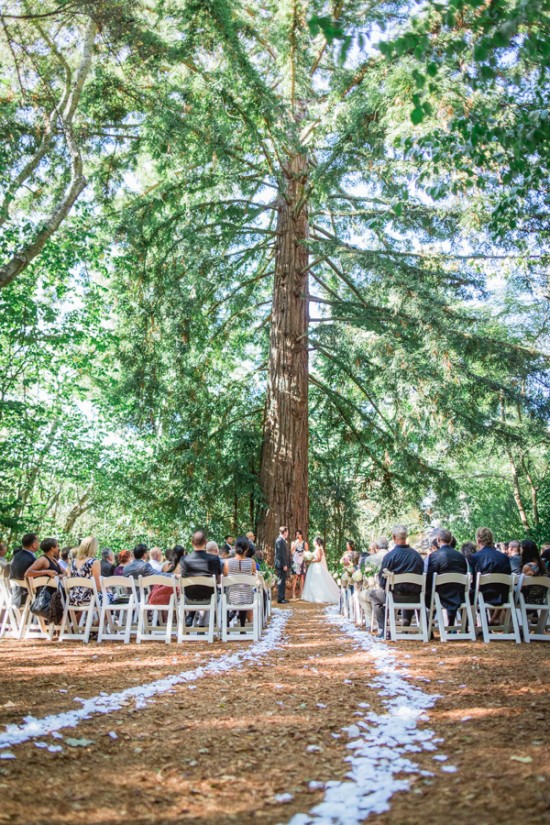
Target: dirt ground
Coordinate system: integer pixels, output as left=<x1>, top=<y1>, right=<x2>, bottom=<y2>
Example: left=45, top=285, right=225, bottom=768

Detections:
left=0, top=603, right=548, bottom=825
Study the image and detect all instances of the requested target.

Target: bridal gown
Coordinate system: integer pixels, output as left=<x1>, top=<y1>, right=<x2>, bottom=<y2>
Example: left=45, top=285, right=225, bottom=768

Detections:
left=302, top=548, right=340, bottom=604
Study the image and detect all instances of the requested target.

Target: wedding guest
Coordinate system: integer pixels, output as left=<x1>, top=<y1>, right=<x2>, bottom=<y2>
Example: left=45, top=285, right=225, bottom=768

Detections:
left=519, top=539, right=548, bottom=606
left=222, top=535, right=235, bottom=556
left=58, top=547, right=72, bottom=572
left=114, top=549, right=131, bottom=576
left=149, top=547, right=164, bottom=572
left=425, top=528, right=468, bottom=625
left=25, top=538, right=64, bottom=592
left=206, top=540, right=220, bottom=556
left=162, top=545, right=185, bottom=573
left=224, top=536, right=256, bottom=626
left=100, top=548, right=116, bottom=578
left=0, top=543, right=8, bottom=571
left=507, top=540, right=522, bottom=574
left=291, top=529, right=308, bottom=601
left=358, top=539, right=390, bottom=631
left=10, top=533, right=40, bottom=607
left=460, top=541, right=476, bottom=562
left=469, top=527, right=511, bottom=605
left=340, top=540, right=356, bottom=571
left=274, top=526, right=290, bottom=604
left=68, top=536, right=102, bottom=606
left=180, top=531, right=222, bottom=626
left=368, top=525, right=424, bottom=638
left=149, top=546, right=185, bottom=606
left=123, top=545, right=158, bottom=580
left=541, top=544, right=550, bottom=572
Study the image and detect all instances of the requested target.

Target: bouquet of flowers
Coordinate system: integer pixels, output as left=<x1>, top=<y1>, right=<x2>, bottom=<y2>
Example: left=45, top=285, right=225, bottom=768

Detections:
left=341, top=571, right=350, bottom=587
left=351, top=569, right=363, bottom=583
left=363, top=564, right=380, bottom=587
left=304, top=550, right=315, bottom=562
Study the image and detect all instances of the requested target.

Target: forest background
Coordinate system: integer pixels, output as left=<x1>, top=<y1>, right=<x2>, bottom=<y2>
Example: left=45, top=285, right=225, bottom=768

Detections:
left=0, top=0, right=548, bottom=561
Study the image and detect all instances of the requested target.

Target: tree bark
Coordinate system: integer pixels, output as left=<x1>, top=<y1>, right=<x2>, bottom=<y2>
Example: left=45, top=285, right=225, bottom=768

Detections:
left=257, top=150, right=309, bottom=562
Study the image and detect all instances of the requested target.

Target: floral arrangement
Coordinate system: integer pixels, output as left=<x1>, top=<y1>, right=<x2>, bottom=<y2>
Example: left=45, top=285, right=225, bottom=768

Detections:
left=304, top=550, right=315, bottom=562
left=352, top=569, right=363, bottom=583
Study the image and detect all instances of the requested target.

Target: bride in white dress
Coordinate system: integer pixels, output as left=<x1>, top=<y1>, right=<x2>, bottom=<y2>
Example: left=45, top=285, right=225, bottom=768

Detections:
left=302, top=537, right=340, bottom=604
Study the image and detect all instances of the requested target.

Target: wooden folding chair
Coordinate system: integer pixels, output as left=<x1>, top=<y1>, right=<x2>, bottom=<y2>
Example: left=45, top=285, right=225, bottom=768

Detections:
left=515, top=575, right=550, bottom=643
left=136, top=575, right=177, bottom=644
left=177, top=576, right=217, bottom=643
left=385, top=573, right=429, bottom=642
left=428, top=572, right=476, bottom=641
left=474, top=573, right=521, bottom=643
left=220, top=574, right=262, bottom=641
left=59, top=577, right=99, bottom=643
left=98, top=576, right=137, bottom=643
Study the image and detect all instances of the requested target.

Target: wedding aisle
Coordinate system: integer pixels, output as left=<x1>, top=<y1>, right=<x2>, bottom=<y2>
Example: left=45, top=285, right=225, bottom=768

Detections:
left=0, top=603, right=548, bottom=825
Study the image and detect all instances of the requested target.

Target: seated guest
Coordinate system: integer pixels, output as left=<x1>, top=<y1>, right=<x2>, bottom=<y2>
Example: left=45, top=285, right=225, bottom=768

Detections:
left=224, top=536, right=256, bottom=626
left=68, top=536, right=102, bottom=605
left=114, top=550, right=131, bottom=576
left=122, top=544, right=158, bottom=579
left=0, top=542, right=8, bottom=571
left=519, top=539, right=549, bottom=606
left=469, top=527, right=512, bottom=605
left=149, top=547, right=164, bottom=572
left=425, top=528, right=468, bottom=625
left=100, top=548, right=116, bottom=578
left=541, top=544, right=550, bottom=572
left=148, top=546, right=185, bottom=606
left=460, top=541, right=476, bottom=562
left=247, top=531, right=263, bottom=562
left=10, top=533, right=40, bottom=607
left=358, top=538, right=389, bottom=631
left=368, top=525, right=424, bottom=638
left=206, top=540, right=220, bottom=556
left=180, top=531, right=222, bottom=626
left=507, top=540, right=522, bottom=574
left=25, top=538, right=64, bottom=586
left=180, top=531, right=222, bottom=597
left=58, top=547, right=72, bottom=572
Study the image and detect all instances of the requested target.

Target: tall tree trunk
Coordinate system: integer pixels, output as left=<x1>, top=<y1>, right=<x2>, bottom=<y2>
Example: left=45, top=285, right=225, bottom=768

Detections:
left=257, top=151, right=309, bottom=562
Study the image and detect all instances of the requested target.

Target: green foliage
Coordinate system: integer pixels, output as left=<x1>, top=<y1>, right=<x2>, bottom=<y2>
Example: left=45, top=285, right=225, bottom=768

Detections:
left=0, top=0, right=548, bottom=551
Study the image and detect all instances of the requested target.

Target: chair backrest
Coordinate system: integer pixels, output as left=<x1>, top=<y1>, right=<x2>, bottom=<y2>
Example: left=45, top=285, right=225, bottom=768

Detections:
left=101, top=575, right=137, bottom=596
left=520, top=575, right=550, bottom=591
left=180, top=576, right=217, bottom=589
left=478, top=573, right=514, bottom=587
left=387, top=573, right=425, bottom=591
left=28, top=576, right=55, bottom=595
left=222, top=574, right=259, bottom=588
left=138, top=575, right=177, bottom=604
left=63, top=576, right=99, bottom=598
left=11, top=578, right=29, bottom=592
left=433, top=573, right=469, bottom=588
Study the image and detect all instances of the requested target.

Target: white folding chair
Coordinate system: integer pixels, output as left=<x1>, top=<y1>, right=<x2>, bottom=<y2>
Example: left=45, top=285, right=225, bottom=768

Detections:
left=428, top=573, right=476, bottom=642
left=385, top=573, right=429, bottom=642
left=220, top=574, right=262, bottom=641
left=7, top=579, right=37, bottom=639
left=177, top=576, right=217, bottom=643
left=25, top=576, right=60, bottom=640
left=98, top=576, right=137, bottom=643
left=59, top=577, right=99, bottom=643
left=340, top=585, right=352, bottom=618
left=474, top=573, right=521, bottom=643
left=515, top=575, right=550, bottom=643
left=0, top=576, right=27, bottom=639
left=136, top=575, right=177, bottom=644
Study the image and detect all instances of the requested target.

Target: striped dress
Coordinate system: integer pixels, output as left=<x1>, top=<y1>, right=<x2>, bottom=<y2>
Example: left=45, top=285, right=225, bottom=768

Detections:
left=226, top=556, right=254, bottom=605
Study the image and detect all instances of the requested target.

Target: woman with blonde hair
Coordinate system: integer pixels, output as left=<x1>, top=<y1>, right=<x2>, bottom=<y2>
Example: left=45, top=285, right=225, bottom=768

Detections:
left=68, top=536, right=103, bottom=606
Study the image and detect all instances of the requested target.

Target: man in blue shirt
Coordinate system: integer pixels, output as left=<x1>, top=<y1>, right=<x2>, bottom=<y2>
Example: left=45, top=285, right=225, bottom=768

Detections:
left=368, top=525, right=423, bottom=638
left=469, top=527, right=512, bottom=605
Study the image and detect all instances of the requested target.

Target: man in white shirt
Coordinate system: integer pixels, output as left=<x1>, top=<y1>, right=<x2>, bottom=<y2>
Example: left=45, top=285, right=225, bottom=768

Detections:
left=149, top=547, right=164, bottom=572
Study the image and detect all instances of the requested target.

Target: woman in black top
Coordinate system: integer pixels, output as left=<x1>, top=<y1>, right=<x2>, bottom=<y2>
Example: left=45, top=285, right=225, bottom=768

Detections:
left=24, top=537, right=64, bottom=589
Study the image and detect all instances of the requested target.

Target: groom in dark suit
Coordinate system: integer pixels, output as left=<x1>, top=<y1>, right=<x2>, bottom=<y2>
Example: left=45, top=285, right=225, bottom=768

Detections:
left=274, top=526, right=290, bottom=604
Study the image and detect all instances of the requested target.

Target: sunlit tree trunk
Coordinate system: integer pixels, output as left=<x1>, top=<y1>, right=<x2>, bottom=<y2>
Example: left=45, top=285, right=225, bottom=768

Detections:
left=257, top=150, right=309, bottom=561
